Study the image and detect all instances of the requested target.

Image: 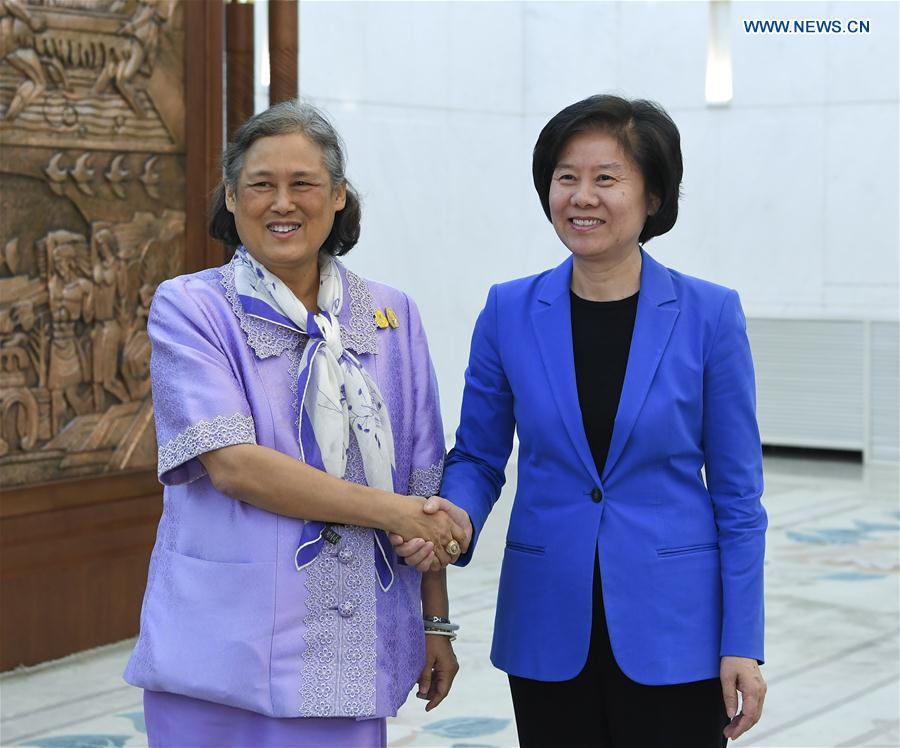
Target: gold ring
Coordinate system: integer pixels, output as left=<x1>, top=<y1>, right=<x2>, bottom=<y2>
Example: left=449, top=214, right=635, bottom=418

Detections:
left=445, top=540, right=460, bottom=556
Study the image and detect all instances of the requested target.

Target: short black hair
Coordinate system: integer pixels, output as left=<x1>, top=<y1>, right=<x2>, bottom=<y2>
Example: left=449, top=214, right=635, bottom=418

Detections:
left=532, top=95, right=683, bottom=243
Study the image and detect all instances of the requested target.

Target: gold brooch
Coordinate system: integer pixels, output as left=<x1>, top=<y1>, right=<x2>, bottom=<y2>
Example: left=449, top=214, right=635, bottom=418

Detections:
left=385, top=307, right=400, bottom=329
left=373, top=309, right=389, bottom=329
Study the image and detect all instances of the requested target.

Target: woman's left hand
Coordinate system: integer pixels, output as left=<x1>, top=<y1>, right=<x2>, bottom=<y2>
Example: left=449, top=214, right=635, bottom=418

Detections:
left=416, top=634, right=460, bottom=711
left=721, top=655, right=767, bottom=740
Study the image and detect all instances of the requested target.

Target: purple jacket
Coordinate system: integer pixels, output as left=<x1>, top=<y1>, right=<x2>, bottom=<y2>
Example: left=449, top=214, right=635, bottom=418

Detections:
left=124, top=257, right=445, bottom=718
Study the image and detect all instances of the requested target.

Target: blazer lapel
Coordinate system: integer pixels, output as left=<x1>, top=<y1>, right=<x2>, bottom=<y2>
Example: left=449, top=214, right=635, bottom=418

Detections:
left=602, top=250, right=679, bottom=480
left=532, top=257, right=602, bottom=485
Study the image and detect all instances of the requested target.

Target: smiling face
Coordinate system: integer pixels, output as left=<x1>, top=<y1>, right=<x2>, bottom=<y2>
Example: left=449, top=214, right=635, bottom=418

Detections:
left=548, top=129, right=658, bottom=265
left=225, top=132, right=346, bottom=281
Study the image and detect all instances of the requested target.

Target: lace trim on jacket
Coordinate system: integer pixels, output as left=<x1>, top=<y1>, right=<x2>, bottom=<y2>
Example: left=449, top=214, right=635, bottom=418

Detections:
left=298, top=434, right=377, bottom=717
left=157, top=413, right=256, bottom=478
left=407, top=456, right=445, bottom=497
left=341, top=267, right=378, bottom=355
left=220, top=262, right=302, bottom=358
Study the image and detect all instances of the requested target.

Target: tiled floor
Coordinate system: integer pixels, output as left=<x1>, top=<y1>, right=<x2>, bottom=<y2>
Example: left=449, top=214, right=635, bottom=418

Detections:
left=1, top=455, right=898, bottom=748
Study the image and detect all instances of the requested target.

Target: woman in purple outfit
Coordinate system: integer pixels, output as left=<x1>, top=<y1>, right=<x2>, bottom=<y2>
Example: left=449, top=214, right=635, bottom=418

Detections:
left=124, top=100, right=467, bottom=747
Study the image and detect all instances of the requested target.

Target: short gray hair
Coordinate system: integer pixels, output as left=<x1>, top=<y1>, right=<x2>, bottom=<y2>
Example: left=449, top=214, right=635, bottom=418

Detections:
left=223, top=100, right=348, bottom=192
left=209, top=99, right=361, bottom=255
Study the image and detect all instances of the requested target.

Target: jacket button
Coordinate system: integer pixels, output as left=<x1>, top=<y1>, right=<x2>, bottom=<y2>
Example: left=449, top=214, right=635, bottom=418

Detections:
left=591, top=487, right=603, bottom=503
left=338, top=601, right=355, bottom=618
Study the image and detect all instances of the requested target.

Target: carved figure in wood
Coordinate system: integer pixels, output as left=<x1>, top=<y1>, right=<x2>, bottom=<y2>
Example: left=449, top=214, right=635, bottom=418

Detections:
left=0, top=292, right=41, bottom=456
left=0, top=387, right=39, bottom=455
left=71, top=153, right=95, bottom=194
left=0, top=0, right=49, bottom=120
left=139, top=155, right=159, bottom=198
left=92, top=0, right=169, bottom=116
left=45, top=230, right=94, bottom=434
left=105, top=154, right=130, bottom=198
left=91, top=227, right=130, bottom=407
left=1, top=0, right=173, bottom=122
left=43, top=153, right=68, bottom=194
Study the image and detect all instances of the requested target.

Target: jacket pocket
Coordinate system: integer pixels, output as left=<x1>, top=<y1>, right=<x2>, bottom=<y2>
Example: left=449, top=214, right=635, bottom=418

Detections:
left=657, top=542, right=719, bottom=558
left=135, top=549, right=276, bottom=712
left=505, top=540, right=546, bottom=556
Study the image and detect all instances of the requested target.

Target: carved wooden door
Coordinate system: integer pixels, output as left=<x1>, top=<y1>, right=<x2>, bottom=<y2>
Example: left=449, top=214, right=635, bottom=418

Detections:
left=0, top=0, right=223, bottom=670
left=0, top=0, right=187, bottom=487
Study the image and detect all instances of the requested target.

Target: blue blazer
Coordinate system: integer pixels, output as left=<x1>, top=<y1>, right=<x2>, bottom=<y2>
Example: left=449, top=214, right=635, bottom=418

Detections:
left=442, top=250, right=766, bottom=685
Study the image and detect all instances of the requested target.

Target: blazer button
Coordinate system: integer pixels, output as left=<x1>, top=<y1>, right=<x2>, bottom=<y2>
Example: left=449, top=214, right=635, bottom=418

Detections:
left=591, top=487, right=603, bottom=503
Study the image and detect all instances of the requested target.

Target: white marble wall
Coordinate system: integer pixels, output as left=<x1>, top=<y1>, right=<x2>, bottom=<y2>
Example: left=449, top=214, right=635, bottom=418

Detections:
left=253, top=1, right=898, bottom=441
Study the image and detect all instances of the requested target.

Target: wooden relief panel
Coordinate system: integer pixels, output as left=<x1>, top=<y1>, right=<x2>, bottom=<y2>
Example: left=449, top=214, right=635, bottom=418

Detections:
left=0, top=0, right=185, bottom=488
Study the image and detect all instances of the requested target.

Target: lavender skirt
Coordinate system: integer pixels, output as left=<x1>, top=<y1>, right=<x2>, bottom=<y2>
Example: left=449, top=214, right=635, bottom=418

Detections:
left=144, top=690, right=387, bottom=747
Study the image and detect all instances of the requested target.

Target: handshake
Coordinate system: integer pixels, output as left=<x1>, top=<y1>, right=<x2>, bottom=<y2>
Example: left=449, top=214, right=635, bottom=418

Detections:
left=388, top=496, right=473, bottom=572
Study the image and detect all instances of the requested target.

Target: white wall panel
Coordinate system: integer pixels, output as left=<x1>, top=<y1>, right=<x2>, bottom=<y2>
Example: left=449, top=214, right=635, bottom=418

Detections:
left=522, top=2, right=621, bottom=117
left=362, top=3, right=454, bottom=109
left=824, top=2, right=899, bottom=104
left=297, top=2, right=368, bottom=103
left=662, top=107, right=724, bottom=279
left=731, top=2, right=830, bottom=107
left=617, top=2, right=707, bottom=110
left=824, top=103, right=899, bottom=291
left=447, top=2, right=524, bottom=114
left=710, top=107, right=828, bottom=308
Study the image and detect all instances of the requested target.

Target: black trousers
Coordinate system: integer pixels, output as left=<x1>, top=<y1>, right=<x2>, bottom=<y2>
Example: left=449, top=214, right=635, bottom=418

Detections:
left=508, top=564, right=728, bottom=748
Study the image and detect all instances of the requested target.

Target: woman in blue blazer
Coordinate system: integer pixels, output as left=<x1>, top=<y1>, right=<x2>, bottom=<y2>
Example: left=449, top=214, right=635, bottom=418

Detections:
left=394, top=95, right=767, bottom=747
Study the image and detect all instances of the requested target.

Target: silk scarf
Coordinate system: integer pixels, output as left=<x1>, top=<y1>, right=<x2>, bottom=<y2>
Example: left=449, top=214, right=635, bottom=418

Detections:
left=233, top=246, right=397, bottom=590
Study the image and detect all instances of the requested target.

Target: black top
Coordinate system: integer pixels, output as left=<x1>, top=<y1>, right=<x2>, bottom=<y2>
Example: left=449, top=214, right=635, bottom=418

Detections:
left=570, top=290, right=639, bottom=477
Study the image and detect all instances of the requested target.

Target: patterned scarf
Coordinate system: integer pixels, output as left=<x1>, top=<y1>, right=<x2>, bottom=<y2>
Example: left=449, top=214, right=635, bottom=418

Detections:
left=233, top=247, right=397, bottom=590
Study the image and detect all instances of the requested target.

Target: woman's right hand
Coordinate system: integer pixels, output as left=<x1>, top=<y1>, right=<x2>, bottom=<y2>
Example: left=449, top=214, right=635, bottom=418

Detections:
left=392, top=495, right=467, bottom=567
left=389, top=497, right=474, bottom=571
